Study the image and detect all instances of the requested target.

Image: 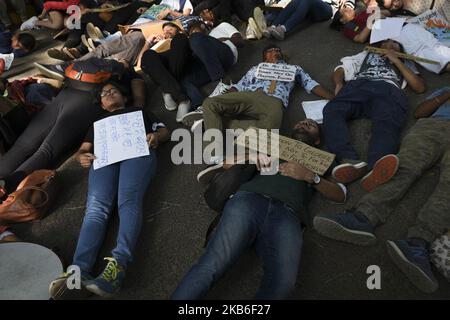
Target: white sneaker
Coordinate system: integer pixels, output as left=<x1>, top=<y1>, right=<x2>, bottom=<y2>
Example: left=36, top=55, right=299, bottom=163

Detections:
left=20, top=16, right=38, bottom=30
left=162, top=93, right=177, bottom=111
left=253, top=7, right=268, bottom=34
left=181, top=106, right=204, bottom=127
left=209, top=80, right=232, bottom=98
left=176, top=101, right=191, bottom=122
left=248, top=18, right=263, bottom=40
left=0, top=53, right=14, bottom=71
left=190, top=119, right=204, bottom=133
left=245, top=23, right=257, bottom=40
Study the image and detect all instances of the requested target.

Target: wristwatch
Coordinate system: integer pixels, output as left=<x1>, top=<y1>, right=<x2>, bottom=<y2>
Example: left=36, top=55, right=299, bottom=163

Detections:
left=312, top=173, right=321, bottom=185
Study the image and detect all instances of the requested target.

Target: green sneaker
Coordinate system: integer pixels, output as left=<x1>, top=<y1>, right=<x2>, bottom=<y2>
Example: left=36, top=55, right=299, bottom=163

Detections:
left=85, top=257, right=125, bottom=298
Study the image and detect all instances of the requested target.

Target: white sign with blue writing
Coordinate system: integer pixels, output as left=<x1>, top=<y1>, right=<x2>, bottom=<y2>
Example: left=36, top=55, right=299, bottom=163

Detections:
left=93, top=110, right=149, bottom=170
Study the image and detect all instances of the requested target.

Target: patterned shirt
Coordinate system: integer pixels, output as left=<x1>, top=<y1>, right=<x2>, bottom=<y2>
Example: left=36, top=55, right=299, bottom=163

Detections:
left=233, top=61, right=319, bottom=108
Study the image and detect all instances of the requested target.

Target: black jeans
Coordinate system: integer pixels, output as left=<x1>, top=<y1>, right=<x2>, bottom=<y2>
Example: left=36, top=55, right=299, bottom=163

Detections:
left=140, top=33, right=192, bottom=104
left=0, top=87, right=105, bottom=191
left=181, top=32, right=235, bottom=107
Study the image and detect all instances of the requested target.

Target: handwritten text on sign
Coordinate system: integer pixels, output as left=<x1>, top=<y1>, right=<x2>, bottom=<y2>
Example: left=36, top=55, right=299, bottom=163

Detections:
left=235, top=127, right=335, bottom=175
left=93, top=111, right=149, bottom=170
left=255, top=63, right=297, bottom=82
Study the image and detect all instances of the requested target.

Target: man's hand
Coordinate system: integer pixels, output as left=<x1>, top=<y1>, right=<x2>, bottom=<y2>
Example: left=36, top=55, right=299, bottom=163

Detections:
left=77, top=152, right=96, bottom=168
left=147, top=132, right=159, bottom=149
left=248, top=153, right=272, bottom=172
left=137, top=7, right=147, bottom=14
left=382, top=49, right=402, bottom=65
left=279, top=162, right=315, bottom=183
left=157, top=8, right=171, bottom=20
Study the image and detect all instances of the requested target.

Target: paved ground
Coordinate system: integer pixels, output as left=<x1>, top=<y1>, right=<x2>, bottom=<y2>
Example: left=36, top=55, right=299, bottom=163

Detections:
left=5, top=20, right=450, bottom=299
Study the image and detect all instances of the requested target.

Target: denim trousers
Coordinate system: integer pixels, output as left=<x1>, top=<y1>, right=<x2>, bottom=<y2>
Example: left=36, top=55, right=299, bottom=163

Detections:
left=72, top=152, right=157, bottom=273
left=272, top=0, right=332, bottom=32
left=323, top=79, right=409, bottom=169
left=172, top=191, right=303, bottom=300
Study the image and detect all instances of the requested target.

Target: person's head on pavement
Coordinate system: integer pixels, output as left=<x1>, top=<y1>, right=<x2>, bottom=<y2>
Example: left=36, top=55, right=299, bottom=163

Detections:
left=162, top=22, right=182, bottom=39
left=11, top=32, right=36, bottom=55
left=378, top=0, right=403, bottom=11
left=262, top=44, right=283, bottom=63
left=291, top=119, right=321, bottom=147
left=99, top=82, right=129, bottom=112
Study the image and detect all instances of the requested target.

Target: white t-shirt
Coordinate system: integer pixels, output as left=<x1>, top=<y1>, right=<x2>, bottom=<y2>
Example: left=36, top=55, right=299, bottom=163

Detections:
left=160, top=0, right=193, bottom=12
left=209, top=22, right=239, bottom=64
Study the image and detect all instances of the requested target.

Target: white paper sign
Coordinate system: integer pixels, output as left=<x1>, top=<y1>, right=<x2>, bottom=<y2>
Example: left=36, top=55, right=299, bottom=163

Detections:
left=255, top=63, right=297, bottom=82
left=370, top=17, right=406, bottom=44
left=93, top=111, right=149, bottom=170
left=301, top=100, right=329, bottom=124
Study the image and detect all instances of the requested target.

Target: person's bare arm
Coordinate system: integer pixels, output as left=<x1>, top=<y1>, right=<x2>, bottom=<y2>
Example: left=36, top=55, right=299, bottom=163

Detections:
left=278, top=162, right=346, bottom=203
left=382, top=50, right=426, bottom=93
left=312, top=85, right=335, bottom=100
left=75, top=142, right=95, bottom=168
left=146, top=127, right=170, bottom=149
left=333, top=67, right=345, bottom=95
left=353, top=26, right=371, bottom=43
left=414, top=91, right=450, bottom=119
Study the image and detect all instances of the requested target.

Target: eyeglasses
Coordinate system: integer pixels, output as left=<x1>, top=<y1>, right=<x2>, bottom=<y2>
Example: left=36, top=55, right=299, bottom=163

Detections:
left=100, top=88, right=120, bottom=97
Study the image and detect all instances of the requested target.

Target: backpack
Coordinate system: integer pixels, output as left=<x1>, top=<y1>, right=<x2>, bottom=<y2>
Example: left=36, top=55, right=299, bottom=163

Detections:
left=0, top=170, right=58, bottom=226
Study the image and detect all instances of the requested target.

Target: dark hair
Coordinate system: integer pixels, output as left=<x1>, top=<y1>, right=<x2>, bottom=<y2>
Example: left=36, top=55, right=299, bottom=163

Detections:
left=17, top=33, right=36, bottom=52
left=79, top=0, right=97, bottom=8
left=162, top=22, right=182, bottom=32
left=262, top=44, right=282, bottom=60
left=329, top=11, right=344, bottom=31
left=290, top=127, right=318, bottom=147
left=96, top=81, right=130, bottom=105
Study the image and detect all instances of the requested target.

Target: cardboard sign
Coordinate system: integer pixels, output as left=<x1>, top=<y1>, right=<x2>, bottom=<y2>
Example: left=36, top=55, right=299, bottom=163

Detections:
left=93, top=111, right=149, bottom=170
left=235, top=127, right=335, bottom=175
left=255, top=63, right=297, bottom=82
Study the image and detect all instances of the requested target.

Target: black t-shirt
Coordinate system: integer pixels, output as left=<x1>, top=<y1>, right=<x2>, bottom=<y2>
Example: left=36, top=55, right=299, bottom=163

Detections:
left=84, top=106, right=165, bottom=144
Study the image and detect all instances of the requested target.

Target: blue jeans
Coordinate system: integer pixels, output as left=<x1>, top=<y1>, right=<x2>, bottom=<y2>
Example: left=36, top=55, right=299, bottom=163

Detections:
left=24, top=83, right=55, bottom=107
left=323, top=79, right=409, bottom=169
left=182, top=32, right=235, bottom=108
left=172, top=191, right=303, bottom=300
left=272, top=0, right=333, bottom=32
left=72, top=152, right=157, bottom=273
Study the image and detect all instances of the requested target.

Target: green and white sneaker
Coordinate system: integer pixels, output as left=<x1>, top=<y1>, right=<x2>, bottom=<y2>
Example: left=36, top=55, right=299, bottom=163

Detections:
left=85, top=257, right=125, bottom=298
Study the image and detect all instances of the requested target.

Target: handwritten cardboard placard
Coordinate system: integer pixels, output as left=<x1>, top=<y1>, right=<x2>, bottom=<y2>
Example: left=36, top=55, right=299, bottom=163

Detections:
left=235, top=127, right=335, bottom=175
left=93, top=111, right=149, bottom=170
left=255, top=63, right=297, bottom=82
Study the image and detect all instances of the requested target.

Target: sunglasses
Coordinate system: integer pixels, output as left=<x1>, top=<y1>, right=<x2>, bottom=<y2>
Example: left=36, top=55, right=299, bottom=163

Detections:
left=100, top=88, right=120, bottom=97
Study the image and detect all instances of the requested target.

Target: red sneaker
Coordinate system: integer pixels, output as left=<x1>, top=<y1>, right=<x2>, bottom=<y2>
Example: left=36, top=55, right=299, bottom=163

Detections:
left=0, top=58, right=5, bottom=75
left=360, top=154, right=399, bottom=192
left=332, top=162, right=368, bottom=184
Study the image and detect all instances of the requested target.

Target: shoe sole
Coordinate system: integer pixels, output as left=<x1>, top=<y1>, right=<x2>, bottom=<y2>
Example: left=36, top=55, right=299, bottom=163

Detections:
left=197, top=163, right=224, bottom=184
left=33, top=62, right=65, bottom=81
left=81, top=35, right=94, bottom=52
left=181, top=111, right=203, bottom=127
left=313, top=216, right=377, bottom=246
left=248, top=18, right=262, bottom=40
left=48, top=49, right=72, bottom=61
left=332, top=162, right=368, bottom=184
left=386, top=241, right=439, bottom=293
left=85, top=283, right=114, bottom=298
left=253, top=7, right=267, bottom=34
left=86, top=23, right=101, bottom=41
left=360, top=155, right=399, bottom=192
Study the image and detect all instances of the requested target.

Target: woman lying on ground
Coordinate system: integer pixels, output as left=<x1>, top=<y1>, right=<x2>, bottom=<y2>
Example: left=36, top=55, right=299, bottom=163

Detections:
left=48, top=81, right=169, bottom=299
